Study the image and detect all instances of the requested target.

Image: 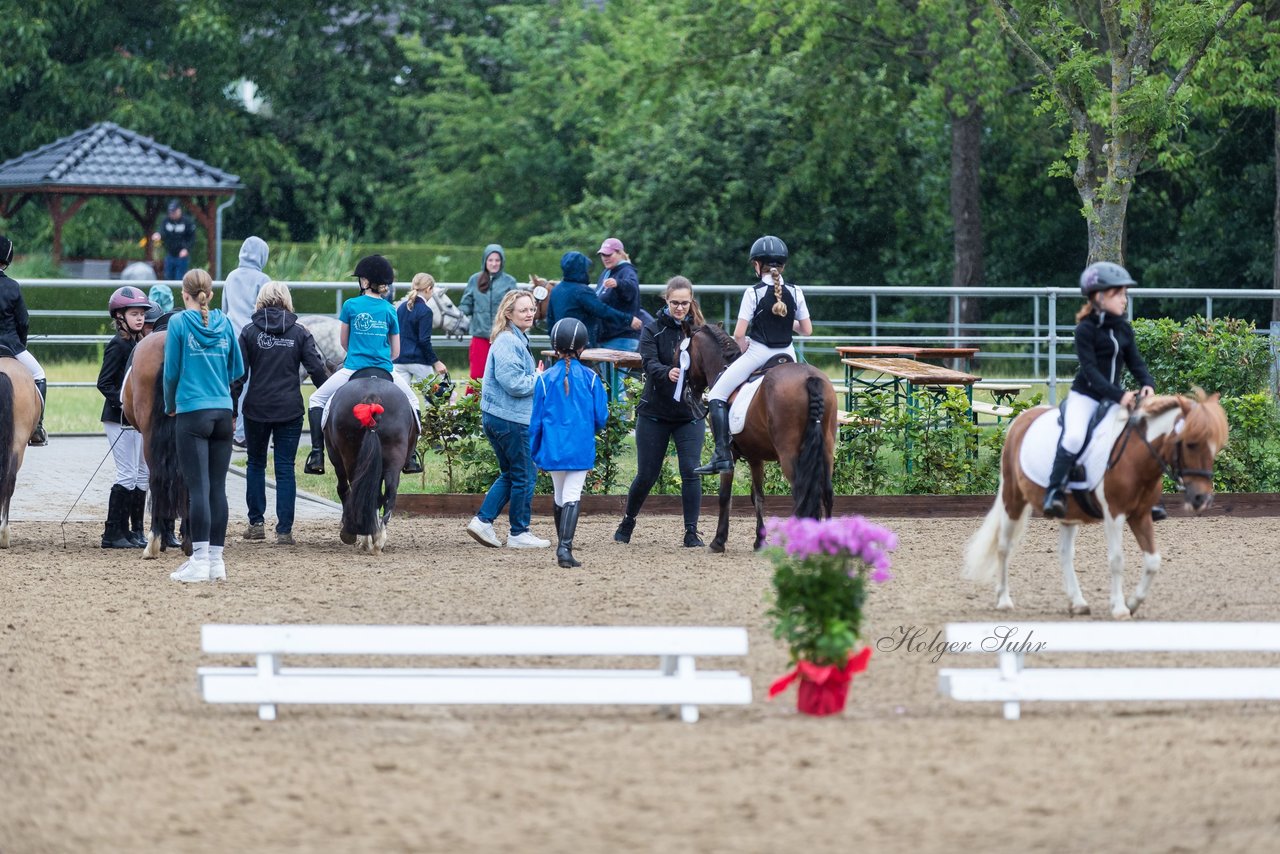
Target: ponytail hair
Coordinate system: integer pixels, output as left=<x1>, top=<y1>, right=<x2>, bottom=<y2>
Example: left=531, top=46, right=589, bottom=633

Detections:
left=400, top=272, right=435, bottom=308
left=768, top=265, right=788, bottom=317
left=182, top=268, right=214, bottom=327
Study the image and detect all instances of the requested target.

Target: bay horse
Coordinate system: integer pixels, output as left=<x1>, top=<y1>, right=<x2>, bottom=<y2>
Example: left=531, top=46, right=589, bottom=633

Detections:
left=120, top=331, right=190, bottom=558
left=682, top=324, right=837, bottom=552
left=0, top=354, right=43, bottom=548
left=964, top=392, right=1229, bottom=619
left=323, top=375, right=418, bottom=555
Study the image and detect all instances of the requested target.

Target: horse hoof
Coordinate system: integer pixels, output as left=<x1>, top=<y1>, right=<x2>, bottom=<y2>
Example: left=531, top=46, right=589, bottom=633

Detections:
left=1069, top=603, right=1091, bottom=616
left=340, top=529, right=356, bottom=545
left=1112, top=607, right=1132, bottom=620
left=143, top=536, right=160, bottom=560
left=709, top=541, right=725, bottom=554
left=996, top=597, right=1014, bottom=611
left=1126, top=598, right=1142, bottom=615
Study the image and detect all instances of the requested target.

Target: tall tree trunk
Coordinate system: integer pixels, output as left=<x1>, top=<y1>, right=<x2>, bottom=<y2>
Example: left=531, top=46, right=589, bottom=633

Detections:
left=949, top=98, right=984, bottom=332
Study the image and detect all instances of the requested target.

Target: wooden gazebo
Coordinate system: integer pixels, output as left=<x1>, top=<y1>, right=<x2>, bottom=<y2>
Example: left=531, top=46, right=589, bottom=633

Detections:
left=0, top=122, right=242, bottom=269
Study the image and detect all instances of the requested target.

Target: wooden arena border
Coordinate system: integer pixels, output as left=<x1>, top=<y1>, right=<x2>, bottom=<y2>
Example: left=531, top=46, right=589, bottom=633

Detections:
left=397, top=492, right=1280, bottom=518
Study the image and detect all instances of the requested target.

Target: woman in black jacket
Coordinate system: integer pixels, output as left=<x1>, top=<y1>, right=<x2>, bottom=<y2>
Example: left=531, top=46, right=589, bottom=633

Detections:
left=614, top=276, right=707, bottom=547
left=232, top=282, right=330, bottom=544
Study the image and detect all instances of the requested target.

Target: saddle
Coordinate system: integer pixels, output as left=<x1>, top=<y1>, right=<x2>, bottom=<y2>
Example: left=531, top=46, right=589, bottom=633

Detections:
left=350, top=366, right=393, bottom=382
left=746, top=354, right=793, bottom=382
left=0, top=344, right=16, bottom=359
left=1018, top=402, right=1127, bottom=519
left=725, top=356, right=795, bottom=436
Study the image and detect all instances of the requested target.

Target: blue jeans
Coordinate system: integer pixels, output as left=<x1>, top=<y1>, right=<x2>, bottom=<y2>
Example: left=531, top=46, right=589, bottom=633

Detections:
left=597, top=336, right=639, bottom=400
left=244, top=416, right=303, bottom=534
left=164, top=254, right=190, bottom=281
left=477, top=412, right=534, bottom=536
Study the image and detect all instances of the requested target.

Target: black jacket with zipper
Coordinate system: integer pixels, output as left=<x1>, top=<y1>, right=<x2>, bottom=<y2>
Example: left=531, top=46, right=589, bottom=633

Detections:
left=97, top=335, right=138, bottom=423
left=232, top=307, right=330, bottom=423
left=636, top=308, right=702, bottom=423
left=1069, top=309, right=1155, bottom=403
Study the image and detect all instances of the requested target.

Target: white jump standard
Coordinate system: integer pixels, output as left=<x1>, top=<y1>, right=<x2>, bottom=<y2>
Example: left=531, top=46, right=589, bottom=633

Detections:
left=198, top=624, right=752, bottom=723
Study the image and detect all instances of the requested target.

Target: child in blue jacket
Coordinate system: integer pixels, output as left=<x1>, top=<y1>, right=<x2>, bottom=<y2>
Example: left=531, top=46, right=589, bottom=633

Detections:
left=530, top=318, right=608, bottom=568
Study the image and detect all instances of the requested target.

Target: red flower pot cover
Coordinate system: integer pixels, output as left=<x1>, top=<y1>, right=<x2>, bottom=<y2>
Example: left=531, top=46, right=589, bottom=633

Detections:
left=768, top=647, right=872, bottom=716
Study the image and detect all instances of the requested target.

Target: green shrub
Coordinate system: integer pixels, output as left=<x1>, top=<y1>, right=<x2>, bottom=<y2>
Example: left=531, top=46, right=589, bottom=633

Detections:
left=1212, top=393, right=1280, bottom=493
left=1133, top=316, right=1268, bottom=398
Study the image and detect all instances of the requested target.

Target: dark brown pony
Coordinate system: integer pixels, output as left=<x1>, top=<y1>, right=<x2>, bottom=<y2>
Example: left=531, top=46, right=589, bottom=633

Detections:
left=683, top=324, right=838, bottom=551
left=964, top=392, right=1229, bottom=619
left=121, top=331, right=190, bottom=558
left=0, top=355, right=43, bottom=548
left=323, top=376, right=419, bottom=555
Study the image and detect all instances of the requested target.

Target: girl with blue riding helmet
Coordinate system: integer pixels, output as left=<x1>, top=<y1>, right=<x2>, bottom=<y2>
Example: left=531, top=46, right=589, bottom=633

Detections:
left=1043, top=261, right=1157, bottom=520
left=0, top=235, right=50, bottom=446
left=303, top=255, right=423, bottom=476
left=164, top=269, right=245, bottom=582
left=531, top=317, right=609, bottom=568
left=97, top=286, right=154, bottom=549
left=694, top=235, right=812, bottom=474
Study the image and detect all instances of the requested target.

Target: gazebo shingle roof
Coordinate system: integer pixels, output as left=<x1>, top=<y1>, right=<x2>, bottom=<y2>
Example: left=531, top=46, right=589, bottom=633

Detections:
left=0, top=122, right=241, bottom=192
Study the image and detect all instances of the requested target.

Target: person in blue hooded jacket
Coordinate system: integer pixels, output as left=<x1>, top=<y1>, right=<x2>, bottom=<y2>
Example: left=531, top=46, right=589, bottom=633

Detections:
left=545, top=251, right=641, bottom=349
left=530, top=318, right=608, bottom=568
left=163, top=269, right=245, bottom=583
left=459, top=243, right=518, bottom=385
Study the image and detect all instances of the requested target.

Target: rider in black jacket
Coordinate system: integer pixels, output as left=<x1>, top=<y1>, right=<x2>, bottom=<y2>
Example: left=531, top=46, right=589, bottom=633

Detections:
left=0, top=235, right=48, bottom=445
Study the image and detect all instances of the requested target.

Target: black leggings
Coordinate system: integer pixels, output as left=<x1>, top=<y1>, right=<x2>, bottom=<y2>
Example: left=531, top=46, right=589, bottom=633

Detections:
left=176, top=409, right=233, bottom=547
left=624, top=416, right=704, bottom=527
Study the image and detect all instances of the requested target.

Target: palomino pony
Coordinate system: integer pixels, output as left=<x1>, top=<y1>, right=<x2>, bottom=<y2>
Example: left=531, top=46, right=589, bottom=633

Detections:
left=682, top=324, right=837, bottom=552
left=121, top=331, right=190, bottom=558
left=0, top=355, right=43, bottom=548
left=323, top=375, right=419, bottom=555
left=964, top=392, right=1229, bottom=619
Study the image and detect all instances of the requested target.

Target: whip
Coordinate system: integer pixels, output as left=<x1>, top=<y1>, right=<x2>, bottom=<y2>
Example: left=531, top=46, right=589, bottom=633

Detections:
left=59, top=429, right=129, bottom=549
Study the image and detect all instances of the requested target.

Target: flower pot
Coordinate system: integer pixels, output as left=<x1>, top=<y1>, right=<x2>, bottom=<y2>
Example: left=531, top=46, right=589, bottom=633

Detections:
left=769, top=648, right=872, bottom=716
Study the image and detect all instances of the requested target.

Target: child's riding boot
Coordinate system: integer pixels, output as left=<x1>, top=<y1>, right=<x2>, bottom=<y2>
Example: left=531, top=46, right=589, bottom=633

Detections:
left=1151, top=502, right=1168, bottom=522
left=1042, top=447, right=1075, bottom=519
left=102, top=484, right=139, bottom=549
left=556, top=501, right=582, bottom=568
left=128, top=487, right=148, bottom=547
left=304, top=407, right=325, bottom=474
left=693, top=400, right=733, bottom=475
left=402, top=447, right=424, bottom=474
left=29, top=379, right=48, bottom=446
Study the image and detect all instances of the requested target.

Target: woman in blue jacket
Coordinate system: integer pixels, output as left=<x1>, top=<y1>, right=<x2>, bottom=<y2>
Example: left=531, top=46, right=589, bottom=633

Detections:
left=531, top=318, right=609, bottom=568
left=164, top=269, right=245, bottom=582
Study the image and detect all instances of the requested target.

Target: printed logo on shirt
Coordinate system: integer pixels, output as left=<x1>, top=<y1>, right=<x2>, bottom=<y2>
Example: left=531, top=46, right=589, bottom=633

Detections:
left=187, top=332, right=230, bottom=355
left=351, top=312, right=388, bottom=335
left=257, top=332, right=295, bottom=350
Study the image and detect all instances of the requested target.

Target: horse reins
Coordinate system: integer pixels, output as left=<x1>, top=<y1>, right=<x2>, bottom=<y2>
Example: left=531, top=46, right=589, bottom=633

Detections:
left=1106, top=407, right=1212, bottom=491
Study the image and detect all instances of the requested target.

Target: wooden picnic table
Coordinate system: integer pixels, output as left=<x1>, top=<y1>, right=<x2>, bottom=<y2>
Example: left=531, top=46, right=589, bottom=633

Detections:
left=541, top=348, right=642, bottom=402
left=973, top=381, right=1032, bottom=407
left=835, top=346, right=980, bottom=411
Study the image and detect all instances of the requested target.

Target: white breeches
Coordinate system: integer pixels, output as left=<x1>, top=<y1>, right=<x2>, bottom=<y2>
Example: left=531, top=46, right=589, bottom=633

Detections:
left=550, top=470, right=588, bottom=505
left=311, top=367, right=420, bottom=427
left=708, top=339, right=796, bottom=402
left=104, top=421, right=149, bottom=490
left=15, top=348, right=45, bottom=382
left=1060, top=390, right=1102, bottom=455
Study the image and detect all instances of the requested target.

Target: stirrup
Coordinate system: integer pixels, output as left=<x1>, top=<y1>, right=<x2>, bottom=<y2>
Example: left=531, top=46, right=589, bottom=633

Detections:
left=1042, top=491, right=1067, bottom=519
left=693, top=457, right=733, bottom=475
left=402, top=452, right=424, bottom=474
left=1150, top=503, right=1168, bottom=522
left=28, top=425, right=48, bottom=446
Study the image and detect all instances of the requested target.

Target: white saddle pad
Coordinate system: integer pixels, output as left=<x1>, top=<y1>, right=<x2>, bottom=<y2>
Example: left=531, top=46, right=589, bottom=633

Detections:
left=1018, top=404, right=1127, bottom=491
left=728, top=377, right=765, bottom=435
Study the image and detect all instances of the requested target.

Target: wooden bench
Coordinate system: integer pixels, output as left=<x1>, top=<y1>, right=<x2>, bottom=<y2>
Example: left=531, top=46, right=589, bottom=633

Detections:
left=199, top=624, right=752, bottom=723
left=938, top=622, right=1280, bottom=720
left=970, top=400, right=1015, bottom=421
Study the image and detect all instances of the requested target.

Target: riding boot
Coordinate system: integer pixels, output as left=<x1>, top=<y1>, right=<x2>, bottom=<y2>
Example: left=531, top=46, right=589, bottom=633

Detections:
left=102, top=484, right=138, bottom=549
left=613, top=514, right=635, bottom=544
left=693, top=400, right=733, bottom=475
left=402, top=447, right=424, bottom=475
left=1042, top=447, right=1076, bottom=519
left=29, top=378, right=48, bottom=446
left=683, top=525, right=705, bottom=548
left=304, top=407, right=325, bottom=474
left=553, top=503, right=563, bottom=537
left=556, top=501, right=582, bottom=568
left=128, top=487, right=148, bottom=547
left=1151, top=502, right=1168, bottom=522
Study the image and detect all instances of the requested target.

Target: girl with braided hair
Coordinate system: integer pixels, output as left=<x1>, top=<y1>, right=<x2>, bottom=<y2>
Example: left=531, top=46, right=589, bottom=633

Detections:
left=694, top=235, right=812, bottom=474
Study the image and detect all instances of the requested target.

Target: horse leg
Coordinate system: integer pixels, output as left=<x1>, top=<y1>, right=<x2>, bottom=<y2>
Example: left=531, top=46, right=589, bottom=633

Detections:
left=709, top=470, right=733, bottom=553
left=1104, top=513, right=1131, bottom=619
left=1125, top=514, right=1160, bottom=615
left=1059, top=523, right=1090, bottom=615
left=993, top=504, right=1030, bottom=611
left=749, top=460, right=766, bottom=550
left=0, top=492, right=9, bottom=549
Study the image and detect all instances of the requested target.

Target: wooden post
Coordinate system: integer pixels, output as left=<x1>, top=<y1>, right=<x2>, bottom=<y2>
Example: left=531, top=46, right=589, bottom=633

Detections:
left=44, top=193, right=92, bottom=266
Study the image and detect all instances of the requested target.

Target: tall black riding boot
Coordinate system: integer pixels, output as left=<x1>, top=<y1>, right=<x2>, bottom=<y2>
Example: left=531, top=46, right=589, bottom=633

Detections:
left=101, top=484, right=137, bottom=549
left=29, top=378, right=48, bottom=446
left=553, top=503, right=563, bottom=536
left=1151, top=502, right=1168, bottom=522
left=402, top=447, right=424, bottom=474
left=304, top=407, right=326, bottom=474
left=693, top=400, right=733, bottom=475
left=556, top=501, right=582, bottom=568
left=128, top=487, right=148, bottom=546
left=1042, top=447, right=1076, bottom=519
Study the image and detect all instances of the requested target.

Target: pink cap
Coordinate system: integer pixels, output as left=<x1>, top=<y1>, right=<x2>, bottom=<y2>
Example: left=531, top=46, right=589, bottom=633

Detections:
left=597, top=237, right=625, bottom=256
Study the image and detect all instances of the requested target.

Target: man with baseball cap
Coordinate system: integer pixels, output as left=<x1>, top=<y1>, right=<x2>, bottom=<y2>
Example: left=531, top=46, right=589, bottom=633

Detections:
left=151, top=200, right=197, bottom=281
left=594, top=236, right=643, bottom=397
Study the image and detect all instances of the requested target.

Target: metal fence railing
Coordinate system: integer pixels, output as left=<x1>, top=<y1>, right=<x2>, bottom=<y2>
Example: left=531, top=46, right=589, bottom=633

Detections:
left=21, top=279, right=1280, bottom=404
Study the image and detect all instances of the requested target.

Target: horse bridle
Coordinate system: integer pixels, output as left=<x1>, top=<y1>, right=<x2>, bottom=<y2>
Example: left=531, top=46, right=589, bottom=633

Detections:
left=1107, top=409, right=1213, bottom=492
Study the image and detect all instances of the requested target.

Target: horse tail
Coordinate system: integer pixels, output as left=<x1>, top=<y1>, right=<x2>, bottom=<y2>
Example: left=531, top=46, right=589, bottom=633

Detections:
left=794, top=375, right=833, bottom=519
left=963, top=482, right=1007, bottom=584
left=0, top=372, right=14, bottom=496
left=148, top=370, right=186, bottom=525
left=346, top=406, right=384, bottom=536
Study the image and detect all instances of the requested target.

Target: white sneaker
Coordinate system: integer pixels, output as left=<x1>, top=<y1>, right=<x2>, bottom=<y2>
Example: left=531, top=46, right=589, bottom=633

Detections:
left=466, top=516, right=501, bottom=548
left=170, top=558, right=211, bottom=583
left=209, top=558, right=226, bottom=581
left=507, top=531, right=551, bottom=549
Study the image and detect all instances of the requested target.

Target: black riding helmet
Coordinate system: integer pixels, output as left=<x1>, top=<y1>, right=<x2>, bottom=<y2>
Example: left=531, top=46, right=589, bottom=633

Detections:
left=550, top=317, right=588, bottom=355
left=143, top=302, right=166, bottom=325
left=1079, top=261, right=1136, bottom=296
left=749, top=235, right=788, bottom=267
left=352, top=254, right=394, bottom=287
left=0, top=235, right=13, bottom=267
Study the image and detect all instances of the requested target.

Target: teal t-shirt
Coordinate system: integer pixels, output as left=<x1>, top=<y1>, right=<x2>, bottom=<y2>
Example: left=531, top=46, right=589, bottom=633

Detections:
left=340, top=294, right=399, bottom=372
